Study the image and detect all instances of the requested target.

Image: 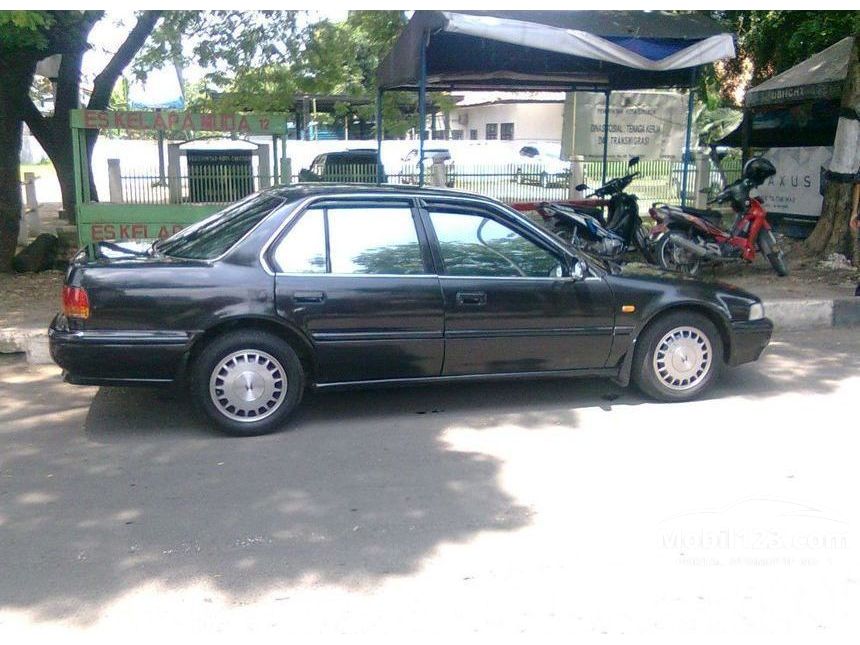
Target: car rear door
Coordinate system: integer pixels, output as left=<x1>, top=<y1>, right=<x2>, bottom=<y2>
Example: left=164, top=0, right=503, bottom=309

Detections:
left=269, top=197, right=444, bottom=384
left=420, top=199, right=615, bottom=376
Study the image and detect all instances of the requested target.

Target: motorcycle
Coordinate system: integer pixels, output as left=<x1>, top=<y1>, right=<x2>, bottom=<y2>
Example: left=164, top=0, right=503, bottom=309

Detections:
left=648, top=156, right=788, bottom=277
left=522, top=157, right=656, bottom=263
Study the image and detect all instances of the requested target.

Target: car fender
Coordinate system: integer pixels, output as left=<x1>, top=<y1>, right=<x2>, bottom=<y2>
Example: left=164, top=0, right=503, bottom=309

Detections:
left=183, top=314, right=319, bottom=382
left=613, top=296, right=732, bottom=387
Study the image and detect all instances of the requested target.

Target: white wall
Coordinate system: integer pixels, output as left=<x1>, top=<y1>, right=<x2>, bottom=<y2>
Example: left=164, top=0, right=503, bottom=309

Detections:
left=447, top=102, right=564, bottom=142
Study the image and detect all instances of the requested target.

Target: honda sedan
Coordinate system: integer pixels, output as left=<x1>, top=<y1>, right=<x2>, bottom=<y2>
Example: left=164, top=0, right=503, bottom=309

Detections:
left=50, top=185, right=772, bottom=435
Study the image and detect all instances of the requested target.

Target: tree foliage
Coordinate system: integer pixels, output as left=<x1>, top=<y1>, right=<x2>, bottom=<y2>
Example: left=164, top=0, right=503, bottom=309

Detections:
left=708, top=10, right=860, bottom=106
left=135, top=10, right=434, bottom=136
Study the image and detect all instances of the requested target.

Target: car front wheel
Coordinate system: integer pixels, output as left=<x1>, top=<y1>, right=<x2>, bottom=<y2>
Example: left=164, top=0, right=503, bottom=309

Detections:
left=191, top=330, right=304, bottom=436
left=632, top=311, right=723, bottom=402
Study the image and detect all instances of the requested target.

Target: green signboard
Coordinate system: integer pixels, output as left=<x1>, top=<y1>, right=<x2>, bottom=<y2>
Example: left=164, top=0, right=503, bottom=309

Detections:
left=70, top=109, right=291, bottom=246
left=70, top=109, right=289, bottom=134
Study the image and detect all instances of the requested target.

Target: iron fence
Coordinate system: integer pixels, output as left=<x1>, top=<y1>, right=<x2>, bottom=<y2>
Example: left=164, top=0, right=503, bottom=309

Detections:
left=119, top=167, right=274, bottom=205
left=116, top=157, right=743, bottom=209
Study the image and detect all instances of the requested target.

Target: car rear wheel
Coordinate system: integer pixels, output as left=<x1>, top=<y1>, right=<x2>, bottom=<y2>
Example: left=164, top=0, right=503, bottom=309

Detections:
left=191, top=330, right=304, bottom=436
left=632, top=311, right=723, bottom=402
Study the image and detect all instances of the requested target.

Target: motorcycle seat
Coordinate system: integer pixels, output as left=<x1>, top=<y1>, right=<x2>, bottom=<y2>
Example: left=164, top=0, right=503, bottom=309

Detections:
left=573, top=206, right=604, bottom=218
left=681, top=206, right=723, bottom=224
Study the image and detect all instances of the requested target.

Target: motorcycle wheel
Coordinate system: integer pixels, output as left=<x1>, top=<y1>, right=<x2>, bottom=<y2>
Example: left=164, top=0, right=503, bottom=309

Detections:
left=758, top=229, right=789, bottom=276
left=656, top=232, right=702, bottom=276
left=634, top=226, right=657, bottom=264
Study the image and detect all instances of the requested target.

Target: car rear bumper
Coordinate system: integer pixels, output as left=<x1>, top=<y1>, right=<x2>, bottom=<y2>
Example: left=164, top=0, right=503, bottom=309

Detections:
left=49, top=315, right=189, bottom=385
left=727, top=318, right=773, bottom=367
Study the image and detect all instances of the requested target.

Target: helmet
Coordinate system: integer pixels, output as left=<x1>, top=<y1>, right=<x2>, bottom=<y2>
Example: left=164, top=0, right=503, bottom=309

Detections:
left=742, top=157, right=776, bottom=186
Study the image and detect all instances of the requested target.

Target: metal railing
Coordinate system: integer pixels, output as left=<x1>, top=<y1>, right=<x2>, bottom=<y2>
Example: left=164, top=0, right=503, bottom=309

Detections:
left=118, top=167, right=272, bottom=205
left=115, top=157, right=744, bottom=208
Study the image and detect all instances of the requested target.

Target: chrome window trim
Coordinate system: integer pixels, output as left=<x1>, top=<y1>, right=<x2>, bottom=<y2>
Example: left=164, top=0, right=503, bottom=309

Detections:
left=261, top=192, right=426, bottom=276
left=259, top=190, right=604, bottom=280
left=273, top=272, right=437, bottom=279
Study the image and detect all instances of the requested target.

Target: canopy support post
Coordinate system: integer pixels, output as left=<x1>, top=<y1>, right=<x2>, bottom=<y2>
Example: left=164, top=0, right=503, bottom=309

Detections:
left=681, top=67, right=698, bottom=207
left=418, top=31, right=428, bottom=188
left=601, top=90, right=611, bottom=185
left=376, top=87, right=384, bottom=185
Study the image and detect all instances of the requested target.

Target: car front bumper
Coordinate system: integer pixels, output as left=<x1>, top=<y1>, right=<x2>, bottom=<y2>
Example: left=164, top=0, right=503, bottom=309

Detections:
left=727, top=318, right=773, bottom=367
left=49, top=314, right=189, bottom=385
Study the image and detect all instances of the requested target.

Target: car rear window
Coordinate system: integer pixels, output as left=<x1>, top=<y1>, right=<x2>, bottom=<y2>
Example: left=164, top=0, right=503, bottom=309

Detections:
left=157, top=193, right=285, bottom=260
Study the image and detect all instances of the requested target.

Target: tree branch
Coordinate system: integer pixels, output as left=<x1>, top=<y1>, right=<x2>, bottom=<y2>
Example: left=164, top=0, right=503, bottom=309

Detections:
left=88, top=11, right=162, bottom=110
left=19, top=92, right=53, bottom=149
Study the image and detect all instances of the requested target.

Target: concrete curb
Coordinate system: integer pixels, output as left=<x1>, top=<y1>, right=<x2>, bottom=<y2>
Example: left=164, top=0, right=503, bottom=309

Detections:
left=2, top=297, right=859, bottom=366
left=766, top=298, right=860, bottom=330
left=0, top=328, right=51, bottom=365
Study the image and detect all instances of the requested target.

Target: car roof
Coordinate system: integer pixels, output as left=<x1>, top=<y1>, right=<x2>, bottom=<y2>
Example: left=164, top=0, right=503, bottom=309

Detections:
left=267, top=183, right=494, bottom=203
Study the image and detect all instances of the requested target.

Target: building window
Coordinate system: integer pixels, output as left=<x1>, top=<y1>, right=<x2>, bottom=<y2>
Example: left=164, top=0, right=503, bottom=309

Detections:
left=469, top=129, right=478, bottom=140
left=451, top=130, right=463, bottom=140
left=500, top=123, right=515, bottom=140
left=485, top=123, right=498, bottom=140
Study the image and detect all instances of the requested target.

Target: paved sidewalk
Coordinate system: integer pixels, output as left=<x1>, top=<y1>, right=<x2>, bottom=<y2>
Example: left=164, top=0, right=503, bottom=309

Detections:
left=1, top=329, right=858, bottom=640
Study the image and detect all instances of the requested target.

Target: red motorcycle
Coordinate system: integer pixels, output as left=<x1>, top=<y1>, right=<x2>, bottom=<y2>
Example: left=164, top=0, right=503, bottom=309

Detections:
left=648, top=157, right=788, bottom=277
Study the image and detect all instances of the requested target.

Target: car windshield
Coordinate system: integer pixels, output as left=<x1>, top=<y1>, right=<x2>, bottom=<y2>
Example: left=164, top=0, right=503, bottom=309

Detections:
left=156, top=192, right=285, bottom=259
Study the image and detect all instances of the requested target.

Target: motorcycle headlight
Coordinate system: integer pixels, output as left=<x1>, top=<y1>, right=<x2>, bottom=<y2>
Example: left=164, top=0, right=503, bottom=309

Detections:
left=749, top=302, right=765, bottom=321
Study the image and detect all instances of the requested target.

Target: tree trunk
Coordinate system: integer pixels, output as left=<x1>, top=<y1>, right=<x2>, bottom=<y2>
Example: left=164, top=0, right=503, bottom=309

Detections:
left=0, top=60, right=37, bottom=272
left=806, top=182, right=855, bottom=258
left=806, top=36, right=859, bottom=265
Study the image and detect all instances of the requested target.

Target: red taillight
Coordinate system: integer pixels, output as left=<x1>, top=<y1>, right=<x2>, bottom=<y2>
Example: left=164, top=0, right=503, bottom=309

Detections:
left=62, top=285, right=90, bottom=319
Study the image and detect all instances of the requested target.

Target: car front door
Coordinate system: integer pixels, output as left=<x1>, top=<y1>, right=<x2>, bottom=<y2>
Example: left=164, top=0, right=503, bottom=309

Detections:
left=421, top=200, right=615, bottom=376
left=270, top=198, right=444, bottom=384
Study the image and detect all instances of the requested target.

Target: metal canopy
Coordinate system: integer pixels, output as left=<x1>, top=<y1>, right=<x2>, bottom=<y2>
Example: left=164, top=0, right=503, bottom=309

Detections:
left=377, top=11, right=734, bottom=92
left=375, top=10, right=736, bottom=204
left=745, top=36, right=853, bottom=108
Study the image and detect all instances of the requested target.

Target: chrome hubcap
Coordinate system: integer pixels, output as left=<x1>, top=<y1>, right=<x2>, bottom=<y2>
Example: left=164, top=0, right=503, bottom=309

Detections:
left=209, top=350, right=286, bottom=422
left=653, top=326, right=712, bottom=391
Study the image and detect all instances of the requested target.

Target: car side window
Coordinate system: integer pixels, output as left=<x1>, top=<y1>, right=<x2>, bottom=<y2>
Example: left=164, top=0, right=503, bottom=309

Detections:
left=429, top=210, right=561, bottom=278
left=328, top=207, right=424, bottom=275
left=271, top=208, right=327, bottom=273
left=271, top=205, right=426, bottom=275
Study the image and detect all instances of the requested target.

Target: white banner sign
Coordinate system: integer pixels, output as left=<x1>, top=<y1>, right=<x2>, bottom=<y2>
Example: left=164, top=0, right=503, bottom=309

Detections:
left=563, top=92, right=688, bottom=160
left=756, top=146, right=833, bottom=217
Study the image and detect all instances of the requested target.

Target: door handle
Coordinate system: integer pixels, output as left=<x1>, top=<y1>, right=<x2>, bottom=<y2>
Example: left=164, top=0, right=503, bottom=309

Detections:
left=294, top=290, right=326, bottom=304
left=456, top=291, right=487, bottom=306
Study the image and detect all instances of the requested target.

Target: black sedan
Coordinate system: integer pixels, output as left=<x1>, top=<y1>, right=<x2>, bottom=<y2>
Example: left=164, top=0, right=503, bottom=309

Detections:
left=50, top=185, right=772, bottom=436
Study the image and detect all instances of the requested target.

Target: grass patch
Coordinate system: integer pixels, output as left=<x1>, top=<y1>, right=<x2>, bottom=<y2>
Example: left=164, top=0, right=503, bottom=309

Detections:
left=20, top=161, right=55, bottom=180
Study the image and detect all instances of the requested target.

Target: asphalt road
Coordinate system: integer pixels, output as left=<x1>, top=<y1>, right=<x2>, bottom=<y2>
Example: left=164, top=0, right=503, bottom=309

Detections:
left=1, top=329, right=859, bottom=642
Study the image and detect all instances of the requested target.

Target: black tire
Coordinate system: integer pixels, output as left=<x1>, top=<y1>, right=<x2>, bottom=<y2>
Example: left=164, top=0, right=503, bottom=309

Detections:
left=632, top=311, right=723, bottom=402
left=758, top=229, right=788, bottom=276
left=191, top=330, right=305, bottom=436
left=656, top=231, right=702, bottom=276
left=634, top=226, right=657, bottom=264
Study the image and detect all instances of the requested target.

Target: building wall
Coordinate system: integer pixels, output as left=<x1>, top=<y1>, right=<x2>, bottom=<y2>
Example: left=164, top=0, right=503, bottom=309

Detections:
left=446, top=102, right=564, bottom=142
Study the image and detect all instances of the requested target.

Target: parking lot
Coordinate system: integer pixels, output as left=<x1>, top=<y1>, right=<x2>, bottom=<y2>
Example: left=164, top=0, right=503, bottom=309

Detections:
left=1, top=327, right=859, bottom=640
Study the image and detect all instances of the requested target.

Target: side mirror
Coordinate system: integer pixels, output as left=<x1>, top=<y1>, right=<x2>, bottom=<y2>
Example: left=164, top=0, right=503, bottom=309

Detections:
left=570, top=260, right=587, bottom=281
left=628, top=156, right=640, bottom=167
left=575, top=183, right=589, bottom=192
